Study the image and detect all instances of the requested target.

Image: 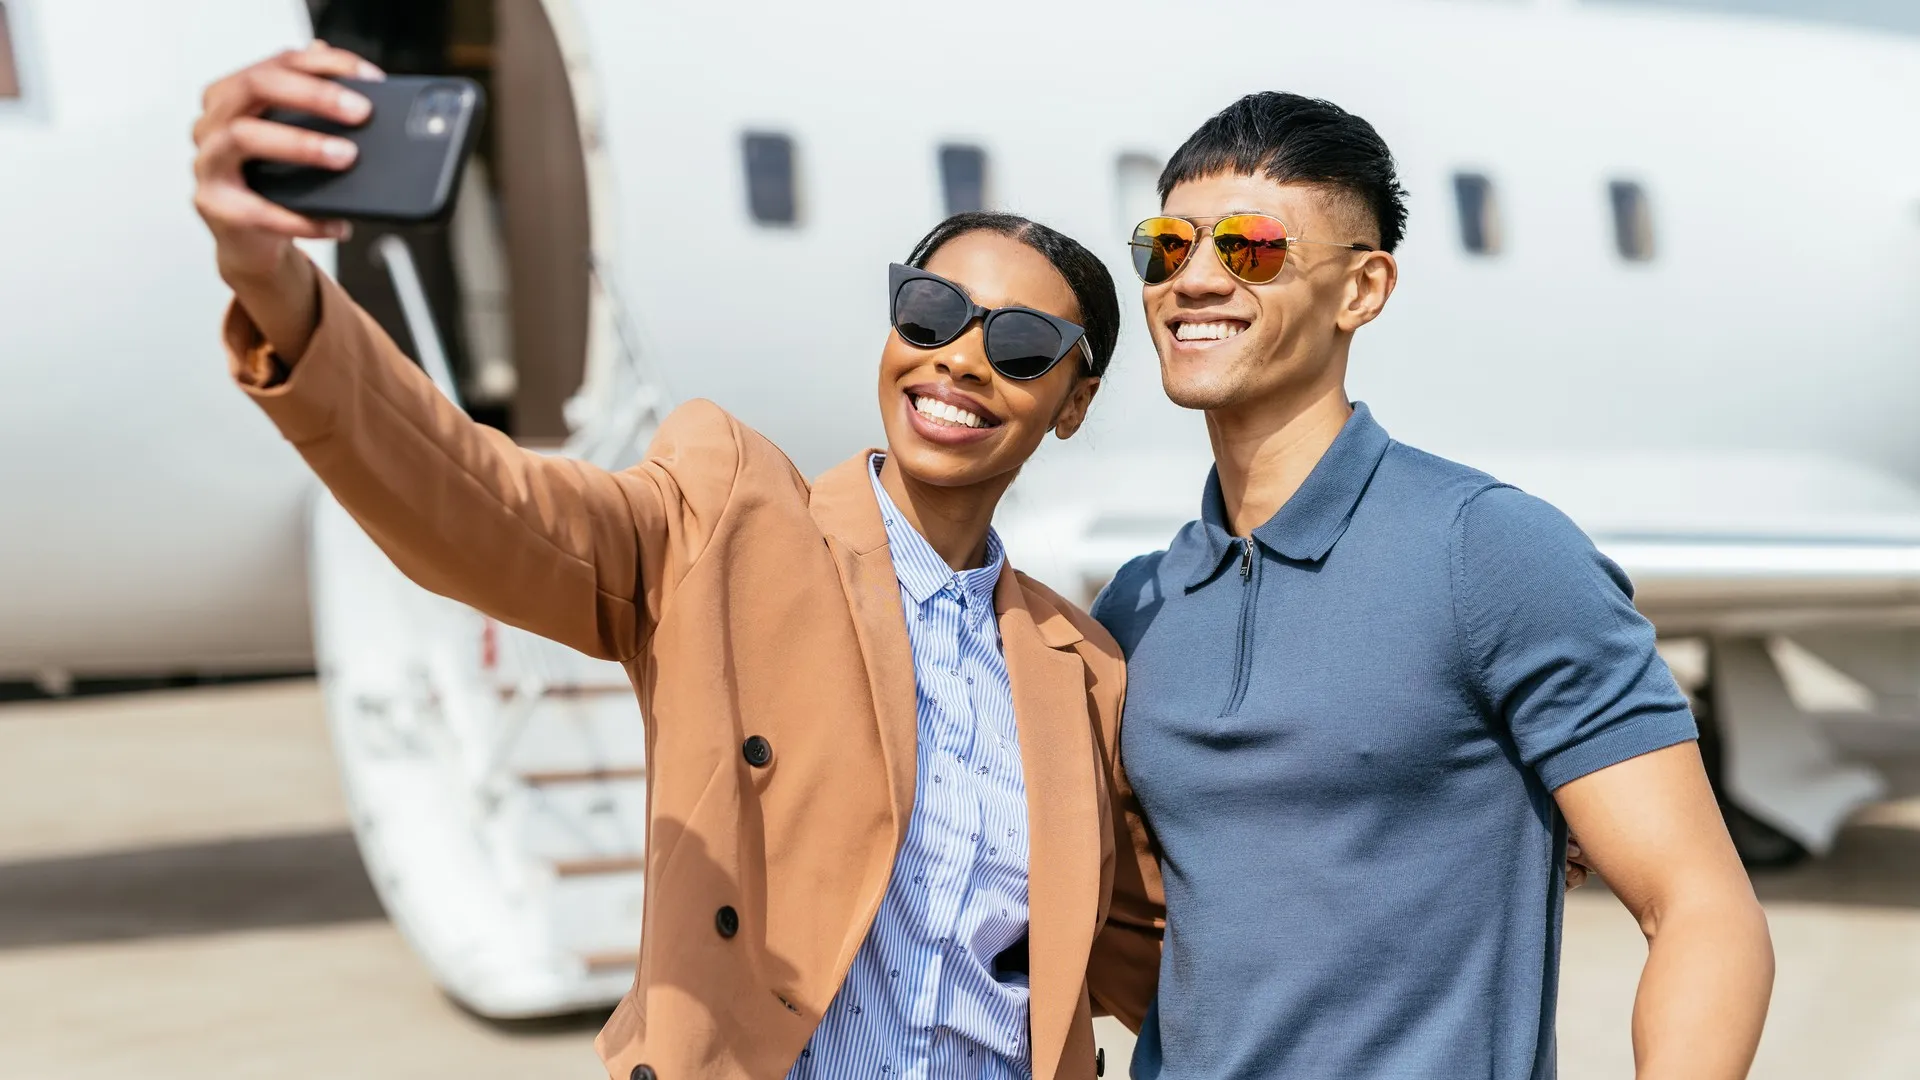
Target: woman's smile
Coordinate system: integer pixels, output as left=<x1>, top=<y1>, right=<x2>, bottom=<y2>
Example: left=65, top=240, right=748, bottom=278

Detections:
left=901, top=382, right=1002, bottom=447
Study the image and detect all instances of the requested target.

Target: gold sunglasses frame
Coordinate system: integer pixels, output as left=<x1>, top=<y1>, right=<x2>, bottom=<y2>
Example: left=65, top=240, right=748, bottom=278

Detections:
left=1129, top=213, right=1375, bottom=285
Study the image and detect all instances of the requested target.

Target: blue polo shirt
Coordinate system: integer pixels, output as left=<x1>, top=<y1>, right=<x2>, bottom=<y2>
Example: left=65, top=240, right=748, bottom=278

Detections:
left=1093, top=402, right=1696, bottom=1080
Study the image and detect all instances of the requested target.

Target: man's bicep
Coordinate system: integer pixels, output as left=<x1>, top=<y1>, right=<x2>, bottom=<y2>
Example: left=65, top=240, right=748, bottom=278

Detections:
left=1553, top=741, right=1745, bottom=927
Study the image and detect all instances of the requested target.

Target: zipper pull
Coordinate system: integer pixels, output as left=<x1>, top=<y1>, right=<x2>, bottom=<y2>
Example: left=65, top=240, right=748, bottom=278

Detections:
left=1240, top=538, right=1254, bottom=581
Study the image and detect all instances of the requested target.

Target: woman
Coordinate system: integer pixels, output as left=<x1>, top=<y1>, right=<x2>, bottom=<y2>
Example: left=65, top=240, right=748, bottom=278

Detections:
left=191, top=44, right=1163, bottom=1080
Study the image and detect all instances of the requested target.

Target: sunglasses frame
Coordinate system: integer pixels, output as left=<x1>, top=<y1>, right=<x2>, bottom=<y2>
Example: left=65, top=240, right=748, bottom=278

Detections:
left=889, top=263, right=1093, bottom=381
left=1129, top=213, right=1375, bottom=286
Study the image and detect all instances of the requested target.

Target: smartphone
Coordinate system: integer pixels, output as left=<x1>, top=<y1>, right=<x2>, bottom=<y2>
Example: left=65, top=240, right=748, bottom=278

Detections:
left=245, top=75, right=484, bottom=224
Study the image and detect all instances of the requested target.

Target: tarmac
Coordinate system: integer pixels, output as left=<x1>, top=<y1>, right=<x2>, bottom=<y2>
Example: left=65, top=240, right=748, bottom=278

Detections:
left=4, top=679, right=1919, bottom=1079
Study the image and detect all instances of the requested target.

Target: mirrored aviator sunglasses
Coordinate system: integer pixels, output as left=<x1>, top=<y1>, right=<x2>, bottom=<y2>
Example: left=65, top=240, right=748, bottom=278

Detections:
left=1130, top=214, right=1373, bottom=286
left=888, top=263, right=1091, bottom=381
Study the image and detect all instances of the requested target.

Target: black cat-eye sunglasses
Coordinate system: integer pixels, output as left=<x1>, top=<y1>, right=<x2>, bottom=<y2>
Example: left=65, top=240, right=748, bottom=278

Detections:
left=889, top=263, right=1091, bottom=381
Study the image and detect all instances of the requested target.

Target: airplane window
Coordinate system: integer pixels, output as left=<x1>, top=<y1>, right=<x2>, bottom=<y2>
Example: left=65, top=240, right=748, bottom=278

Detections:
left=939, top=144, right=988, bottom=215
left=1452, top=172, right=1502, bottom=255
left=1609, top=180, right=1656, bottom=261
left=742, top=132, right=798, bottom=226
left=0, top=3, right=20, bottom=100
left=1115, top=152, right=1164, bottom=240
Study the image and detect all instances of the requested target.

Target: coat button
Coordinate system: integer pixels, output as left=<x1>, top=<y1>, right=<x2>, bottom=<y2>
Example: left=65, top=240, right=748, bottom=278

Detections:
left=630, top=1067, right=656, bottom=1080
left=742, top=735, right=773, bottom=768
left=715, top=905, right=739, bottom=938
left=1096, top=1047, right=1105, bottom=1076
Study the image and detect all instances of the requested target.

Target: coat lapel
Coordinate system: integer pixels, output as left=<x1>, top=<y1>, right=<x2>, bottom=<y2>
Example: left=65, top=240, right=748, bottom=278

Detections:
left=812, top=452, right=1103, bottom=1080
left=997, top=569, right=1101, bottom=1080
left=807, top=454, right=920, bottom=857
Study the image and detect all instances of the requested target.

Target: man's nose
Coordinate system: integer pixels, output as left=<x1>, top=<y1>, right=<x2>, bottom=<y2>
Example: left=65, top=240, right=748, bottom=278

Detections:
left=1171, top=234, right=1237, bottom=299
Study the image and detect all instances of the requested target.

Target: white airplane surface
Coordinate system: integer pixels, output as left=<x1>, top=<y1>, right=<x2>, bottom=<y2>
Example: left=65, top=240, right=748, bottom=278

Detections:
left=5, top=0, right=1920, bottom=1016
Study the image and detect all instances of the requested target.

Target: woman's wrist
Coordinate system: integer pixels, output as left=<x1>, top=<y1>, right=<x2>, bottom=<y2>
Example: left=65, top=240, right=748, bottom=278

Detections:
left=224, top=244, right=322, bottom=364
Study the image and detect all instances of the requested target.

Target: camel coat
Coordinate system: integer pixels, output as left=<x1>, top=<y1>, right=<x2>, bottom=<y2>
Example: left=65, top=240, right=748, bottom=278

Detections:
left=224, top=265, right=1165, bottom=1080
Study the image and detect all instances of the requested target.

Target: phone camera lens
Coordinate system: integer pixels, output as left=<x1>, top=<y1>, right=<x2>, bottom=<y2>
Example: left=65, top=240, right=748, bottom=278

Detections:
left=407, top=85, right=467, bottom=140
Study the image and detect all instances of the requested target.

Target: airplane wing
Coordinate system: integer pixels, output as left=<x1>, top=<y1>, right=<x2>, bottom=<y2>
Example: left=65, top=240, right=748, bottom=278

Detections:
left=1488, top=452, right=1920, bottom=637
left=1000, top=448, right=1920, bottom=858
left=1004, top=449, right=1920, bottom=634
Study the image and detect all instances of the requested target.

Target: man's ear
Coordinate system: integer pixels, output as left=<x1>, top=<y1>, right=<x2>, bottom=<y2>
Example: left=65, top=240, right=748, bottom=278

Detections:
left=1336, top=250, right=1397, bottom=333
left=1051, top=375, right=1101, bottom=439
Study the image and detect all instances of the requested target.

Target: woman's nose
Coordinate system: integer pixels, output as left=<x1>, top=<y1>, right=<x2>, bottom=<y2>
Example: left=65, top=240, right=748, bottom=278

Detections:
left=935, top=328, right=993, bottom=383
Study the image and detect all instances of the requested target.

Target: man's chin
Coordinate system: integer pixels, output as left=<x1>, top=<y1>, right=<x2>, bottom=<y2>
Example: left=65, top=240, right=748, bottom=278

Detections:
left=1160, top=371, right=1243, bottom=412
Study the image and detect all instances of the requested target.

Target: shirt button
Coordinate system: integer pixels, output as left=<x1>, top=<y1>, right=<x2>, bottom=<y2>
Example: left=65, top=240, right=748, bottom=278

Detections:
left=950, top=667, right=960, bottom=676
left=890, top=969, right=899, bottom=978
left=913, top=875, right=924, bottom=884
left=966, top=677, right=974, bottom=685
left=934, top=775, right=942, bottom=783
left=977, top=765, right=988, bottom=774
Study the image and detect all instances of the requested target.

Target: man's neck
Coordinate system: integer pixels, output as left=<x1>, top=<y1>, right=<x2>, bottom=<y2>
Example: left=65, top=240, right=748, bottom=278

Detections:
left=876, top=454, right=1009, bottom=572
left=1206, top=382, right=1353, bottom=538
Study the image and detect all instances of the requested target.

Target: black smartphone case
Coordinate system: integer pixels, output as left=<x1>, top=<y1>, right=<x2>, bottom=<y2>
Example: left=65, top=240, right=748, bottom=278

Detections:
left=244, top=75, right=484, bottom=224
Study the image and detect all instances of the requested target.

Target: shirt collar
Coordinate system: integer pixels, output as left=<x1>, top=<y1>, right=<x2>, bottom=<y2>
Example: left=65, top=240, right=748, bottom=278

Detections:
left=1180, top=401, right=1392, bottom=589
left=867, top=453, right=1005, bottom=609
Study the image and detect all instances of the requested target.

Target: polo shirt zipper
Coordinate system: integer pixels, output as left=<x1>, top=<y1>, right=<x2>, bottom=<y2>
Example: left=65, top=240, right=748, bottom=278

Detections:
left=1225, top=537, right=1257, bottom=715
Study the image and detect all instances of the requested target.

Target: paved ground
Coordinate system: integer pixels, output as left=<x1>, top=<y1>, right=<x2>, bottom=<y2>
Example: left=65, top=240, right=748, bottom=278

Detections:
left=4, top=680, right=1919, bottom=1078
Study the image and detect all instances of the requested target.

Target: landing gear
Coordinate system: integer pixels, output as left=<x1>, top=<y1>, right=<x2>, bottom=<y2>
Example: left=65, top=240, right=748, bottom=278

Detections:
left=1695, top=650, right=1811, bottom=869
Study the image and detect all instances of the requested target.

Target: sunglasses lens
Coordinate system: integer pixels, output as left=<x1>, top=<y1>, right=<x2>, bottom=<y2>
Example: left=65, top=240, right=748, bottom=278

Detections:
left=986, top=311, right=1062, bottom=380
left=893, top=277, right=970, bottom=347
left=1213, top=215, right=1290, bottom=284
left=1131, top=217, right=1196, bottom=284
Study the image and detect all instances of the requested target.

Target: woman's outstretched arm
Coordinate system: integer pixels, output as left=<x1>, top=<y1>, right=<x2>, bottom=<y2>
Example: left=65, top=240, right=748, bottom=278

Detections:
left=198, top=44, right=738, bottom=660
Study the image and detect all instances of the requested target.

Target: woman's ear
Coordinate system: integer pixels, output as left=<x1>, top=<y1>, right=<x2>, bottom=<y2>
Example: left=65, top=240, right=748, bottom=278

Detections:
left=1051, top=375, right=1101, bottom=439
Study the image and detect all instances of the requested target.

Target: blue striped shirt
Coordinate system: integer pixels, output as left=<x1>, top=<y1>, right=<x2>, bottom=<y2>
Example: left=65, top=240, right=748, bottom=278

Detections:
left=787, top=455, right=1033, bottom=1080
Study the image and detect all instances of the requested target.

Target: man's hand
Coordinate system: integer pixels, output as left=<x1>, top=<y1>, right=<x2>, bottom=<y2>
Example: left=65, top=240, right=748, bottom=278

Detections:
left=191, top=41, right=381, bottom=359
left=1556, top=742, right=1773, bottom=1079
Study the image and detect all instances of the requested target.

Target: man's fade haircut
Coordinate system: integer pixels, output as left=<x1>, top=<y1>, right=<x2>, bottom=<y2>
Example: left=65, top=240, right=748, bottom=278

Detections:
left=1159, top=92, right=1409, bottom=254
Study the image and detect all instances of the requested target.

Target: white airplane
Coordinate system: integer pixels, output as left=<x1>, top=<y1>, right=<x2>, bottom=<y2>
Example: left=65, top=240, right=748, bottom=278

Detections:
left=6, top=0, right=1920, bottom=1018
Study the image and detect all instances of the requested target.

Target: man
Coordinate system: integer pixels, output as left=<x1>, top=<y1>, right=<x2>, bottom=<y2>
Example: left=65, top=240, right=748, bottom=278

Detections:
left=1093, top=93, right=1773, bottom=1079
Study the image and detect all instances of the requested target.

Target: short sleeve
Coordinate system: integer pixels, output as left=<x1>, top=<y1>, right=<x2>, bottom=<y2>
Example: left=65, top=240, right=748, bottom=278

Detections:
left=1091, top=553, right=1165, bottom=658
left=1451, top=485, right=1696, bottom=791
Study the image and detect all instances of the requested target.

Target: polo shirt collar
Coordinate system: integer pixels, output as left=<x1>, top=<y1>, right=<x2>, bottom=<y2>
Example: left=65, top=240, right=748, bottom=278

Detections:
left=1181, top=401, right=1392, bottom=589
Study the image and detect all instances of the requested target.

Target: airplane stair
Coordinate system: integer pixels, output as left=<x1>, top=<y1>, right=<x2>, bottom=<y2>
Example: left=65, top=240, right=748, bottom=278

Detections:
left=306, top=234, right=666, bottom=1018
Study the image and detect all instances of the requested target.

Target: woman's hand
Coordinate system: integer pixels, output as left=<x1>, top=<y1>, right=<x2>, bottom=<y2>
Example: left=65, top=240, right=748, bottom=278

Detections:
left=191, top=41, right=382, bottom=358
left=1567, top=834, right=1591, bottom=890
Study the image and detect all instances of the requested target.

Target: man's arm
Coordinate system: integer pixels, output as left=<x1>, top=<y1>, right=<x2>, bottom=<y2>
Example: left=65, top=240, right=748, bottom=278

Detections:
left=1452, top=484, right=1771, bottom=1077
left=1083, top=574, right=1166, bottom=1030
left=1085, top=754, right=1164, bottom=1031
left=1556, top=743, right=1773, bottom=1080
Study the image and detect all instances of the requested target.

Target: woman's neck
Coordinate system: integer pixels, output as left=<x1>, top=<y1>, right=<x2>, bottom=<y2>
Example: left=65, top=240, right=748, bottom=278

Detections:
left=876, top=453, right=1011, bottom=572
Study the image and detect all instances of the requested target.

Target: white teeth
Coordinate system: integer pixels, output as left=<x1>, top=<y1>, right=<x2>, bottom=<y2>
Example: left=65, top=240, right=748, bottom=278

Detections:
left=913, top=395, right=986, bottom=429
left=1174, top=321, right=1247, bottom=341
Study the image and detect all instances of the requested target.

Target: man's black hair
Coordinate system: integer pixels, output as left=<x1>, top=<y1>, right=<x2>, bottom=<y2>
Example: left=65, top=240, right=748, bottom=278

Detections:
left=906, top=212, right=1121, bottom=379
left=1160, top=92, right=1409, bottom=254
